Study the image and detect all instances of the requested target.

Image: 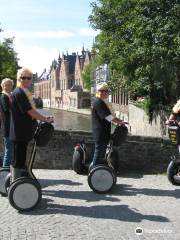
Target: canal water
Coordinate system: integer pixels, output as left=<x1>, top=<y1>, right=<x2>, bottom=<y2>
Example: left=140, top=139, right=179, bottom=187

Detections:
left=39, top=108, right=91, bottom=132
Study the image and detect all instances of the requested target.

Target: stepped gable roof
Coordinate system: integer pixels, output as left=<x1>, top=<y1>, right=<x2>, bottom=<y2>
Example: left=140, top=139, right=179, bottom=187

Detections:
left=78, top=49, right=90, bottom=63
left=63, top=54, right=76, bottom=74
left=51, top=59, right=58, bottom=70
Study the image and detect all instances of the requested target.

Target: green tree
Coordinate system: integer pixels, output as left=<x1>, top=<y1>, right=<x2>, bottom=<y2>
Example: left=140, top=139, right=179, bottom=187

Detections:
left=0, top=27, right=19, bottom=83
left=89, top=0, right=180, bottom=119
left=82, top=53, right=99, bottom=91
left=82, top=64, right=91, bottom=90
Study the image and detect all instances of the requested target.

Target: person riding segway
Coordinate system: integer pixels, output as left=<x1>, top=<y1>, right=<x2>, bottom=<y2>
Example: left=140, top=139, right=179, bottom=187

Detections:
left=88, top=82, right=127, bottom=193
left=7, top=68, right=53, bottom=210
left=166, top=99, right=180, bottom=185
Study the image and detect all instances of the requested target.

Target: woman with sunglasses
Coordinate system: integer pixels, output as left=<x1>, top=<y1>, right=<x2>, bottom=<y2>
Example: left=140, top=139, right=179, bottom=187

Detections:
left=9, top=68, right=53, bottom=181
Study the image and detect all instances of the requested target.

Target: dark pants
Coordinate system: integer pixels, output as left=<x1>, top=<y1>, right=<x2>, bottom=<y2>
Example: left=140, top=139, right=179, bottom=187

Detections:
left=3, top=137, right=13, bottom=167
left=91, top=141, right=109, bottom=166
left=12, top=141, right=28, bottom=168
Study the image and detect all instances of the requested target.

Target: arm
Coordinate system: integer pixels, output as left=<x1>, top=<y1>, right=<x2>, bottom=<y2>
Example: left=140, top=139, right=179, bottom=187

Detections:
left=105, top=114, right=126, bottom=125
left=112, top=117, right=124, bottom=125
left=95, top=99, right=128, bottom=125
left=166, top=113, right=176, bottom=124
left=0, top=95, right=10, bottom=113
left=27, top=108, right=53, bottom=123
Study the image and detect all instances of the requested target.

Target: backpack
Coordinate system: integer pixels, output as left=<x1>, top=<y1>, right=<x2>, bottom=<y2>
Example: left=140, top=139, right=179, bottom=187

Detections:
left=35, top=122, right=54, bottom=147
left=112, top=125, right=128, bottom=146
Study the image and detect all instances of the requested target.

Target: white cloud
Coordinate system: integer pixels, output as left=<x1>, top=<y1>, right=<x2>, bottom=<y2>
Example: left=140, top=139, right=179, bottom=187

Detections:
left=79, top=28, right=100, bottom=37
left=14, top=40, right=59, bottom=75
left=1, top=28, right=99, bottom=39
left=1, top=30, right=74, bottom=39
left=0, top=29, right=95, bottom=76
left=13, top=40, right=91, bottom=76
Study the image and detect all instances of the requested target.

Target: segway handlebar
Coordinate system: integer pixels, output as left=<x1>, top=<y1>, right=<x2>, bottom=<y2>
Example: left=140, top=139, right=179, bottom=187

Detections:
left=36, top=116, right=54, bottom=125
left=116, top=121, right=129, bottom=127
left=120, top=121, right=128, bottom=125
left=166, top=120, right=179, bottom=127
left=43, top=116, right=54, bottom=124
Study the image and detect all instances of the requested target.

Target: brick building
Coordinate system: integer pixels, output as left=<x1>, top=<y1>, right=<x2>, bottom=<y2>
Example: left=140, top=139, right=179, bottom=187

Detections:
left=34, top=47, right=92, bottom=109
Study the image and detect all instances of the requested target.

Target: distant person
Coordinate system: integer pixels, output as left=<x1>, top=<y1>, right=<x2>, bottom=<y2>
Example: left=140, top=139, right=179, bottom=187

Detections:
left=0, top=78, right=14, bottom=167
left=10, top=67, right=53, bottom=181
left=166, top=99, right=180, bottom=125
left=90, top=82, right=126, bottom=169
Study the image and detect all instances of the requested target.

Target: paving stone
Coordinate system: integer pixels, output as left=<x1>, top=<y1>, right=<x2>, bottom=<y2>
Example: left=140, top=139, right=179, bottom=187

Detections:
left=0, top=170, right=179, bottom=240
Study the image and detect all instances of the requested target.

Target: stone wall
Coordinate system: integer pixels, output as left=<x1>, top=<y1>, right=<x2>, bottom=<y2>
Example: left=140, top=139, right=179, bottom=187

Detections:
left=128, top=103, right=169, bottom=138
left=111, top=102, right=169, bottom=138
left=0, top=130, right=176, bottom=174
left=31, top=130, right=94, bottom=170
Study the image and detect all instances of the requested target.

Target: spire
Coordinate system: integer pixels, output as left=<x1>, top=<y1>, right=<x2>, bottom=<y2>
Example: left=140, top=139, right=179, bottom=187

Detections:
left=82, top=45, right=85, bottom=56
left=58, top=52, right=61, bottom=64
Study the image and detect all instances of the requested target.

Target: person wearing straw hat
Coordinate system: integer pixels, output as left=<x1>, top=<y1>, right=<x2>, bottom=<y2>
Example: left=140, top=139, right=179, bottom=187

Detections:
left=166, top=99, right=180, bottom=125
left=90, top=82, right=125, bottom=169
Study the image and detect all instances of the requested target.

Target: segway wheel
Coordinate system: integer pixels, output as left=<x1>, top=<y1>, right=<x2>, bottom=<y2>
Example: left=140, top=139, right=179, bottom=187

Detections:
left=0, top=167, right=10, bottom=195
left=167, top=161, right=180, bottom=185
left=88, top=165, right=116, bottom=193
left=8, top=177, right=42, bottom=211
left=72, top=150, right=83, bottom=174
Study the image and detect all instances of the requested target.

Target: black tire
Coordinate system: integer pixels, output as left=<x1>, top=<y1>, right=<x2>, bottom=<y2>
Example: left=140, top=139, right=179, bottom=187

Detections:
left=0, top=168, right=10, bottom=195
left=5, top=172, right=11, bottom=192
left=88, top=165, right=116, bottom=193
left=167, top=161, right=180, bottom=185
left=72, top=150, right=84, bottom=174
left=113, top=172, right=117, bottom=184
left=8, top=177, right=42, bottom=211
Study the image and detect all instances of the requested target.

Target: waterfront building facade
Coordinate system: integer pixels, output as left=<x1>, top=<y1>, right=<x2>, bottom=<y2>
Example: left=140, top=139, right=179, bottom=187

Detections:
left=34, top=48, right=91, bottom=110
left=34, top=47, right=128, bottom=121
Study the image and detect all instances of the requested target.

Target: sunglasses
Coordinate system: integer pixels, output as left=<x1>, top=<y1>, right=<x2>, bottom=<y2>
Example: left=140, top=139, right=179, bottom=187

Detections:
left=21, top=76, right=32, bottom=80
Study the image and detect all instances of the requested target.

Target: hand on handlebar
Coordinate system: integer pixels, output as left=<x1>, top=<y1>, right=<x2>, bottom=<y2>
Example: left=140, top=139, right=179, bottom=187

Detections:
left=118, top=120, right=129, bottom=126
left=44, top=116, right=54, bottom=123
left=165, top=120, right=171, bottom=125
left=166, top=119, right=179, bottom=126
left=112, top=117, right=128, bottom=126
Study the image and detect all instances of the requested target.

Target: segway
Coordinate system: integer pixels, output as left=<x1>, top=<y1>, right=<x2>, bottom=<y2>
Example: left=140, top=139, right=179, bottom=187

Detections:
left=0, top=167, right=10, bottom=196
left=167, top=121, right=180, bottom=185
left=72, top=141, right=87, bottom=174
left=88, top=124, right=128, bottom=193
left=7, top=122, right=54, bottom=211
left=72, top=140, right=93, bottom=174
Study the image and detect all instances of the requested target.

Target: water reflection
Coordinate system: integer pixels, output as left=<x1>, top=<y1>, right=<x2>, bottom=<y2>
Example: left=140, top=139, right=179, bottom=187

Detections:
left=39, top=108, right=91, bottom=132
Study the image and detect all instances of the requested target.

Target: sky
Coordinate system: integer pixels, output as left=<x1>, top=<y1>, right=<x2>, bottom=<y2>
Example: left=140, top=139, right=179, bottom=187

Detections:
left=0, top=0, right=99, bottom=75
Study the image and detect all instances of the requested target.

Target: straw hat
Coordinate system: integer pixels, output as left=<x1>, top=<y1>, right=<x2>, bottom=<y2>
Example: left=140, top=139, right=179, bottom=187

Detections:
left=96, top=82, right=109, bottom=91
